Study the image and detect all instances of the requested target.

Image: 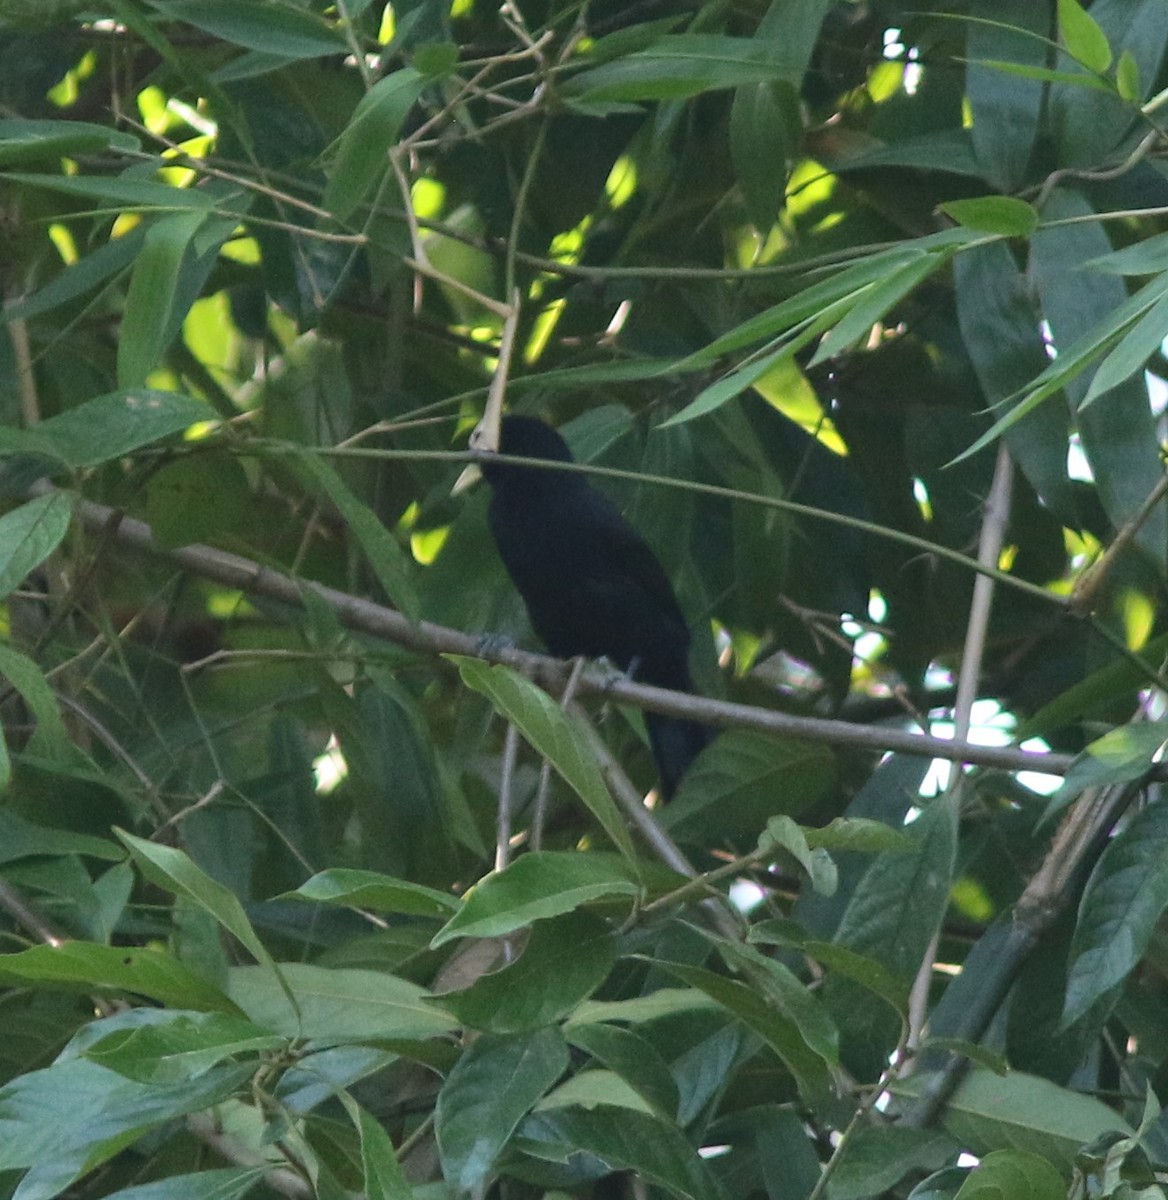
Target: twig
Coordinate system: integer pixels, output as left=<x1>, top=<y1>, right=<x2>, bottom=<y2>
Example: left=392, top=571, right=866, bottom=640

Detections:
left=41, top=483, right=1091, bottom=777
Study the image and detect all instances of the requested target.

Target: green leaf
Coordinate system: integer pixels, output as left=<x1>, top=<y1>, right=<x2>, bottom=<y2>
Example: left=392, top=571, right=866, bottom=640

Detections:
left=0, top=943, right=236, bottom=1011
left=758, top=814, right=837, bottom=895
left=749, top=922, right=910, bottom=1015
left=563, top=34, right=802, bottom=103
left=0, top=117, right=139, bottom=164
left=1, top=225, right=146, bottom=325
left=34, top=389, right=212, bottom=468
left=118, top=210, right=211, bottom=387
left=1058, top=0, right=1112, bottom=72
left=810, top=252, right=957, bottom=366
left=430, top=852, right=642, bottom=947
left=0, top=1057, right=251, bottom=1200
left=97, top=1168, right=264, bottom=1200
left=965, top=58, right=1114, bottom=93
left=804, top=817, right=914, bottom=854
left=1115, top=48, right=1142, bottom=101
left=116, top=830, right=278, bottom=973
left=954, top=1150, right=1064, bottom=1200
left=1064, top=799, right=1168, bottom=1023
left=565, top=1022, right=680, bottom=1118
left=441, top=910, right=616, bottom=1032
left=0, top=640, right=82, bottom=765
left=938, top=196, right=1039, bottom=237
left=85, top=1012, right=284, bottom=1083
left=288, top=446, right=420, bottom=619
left=966, top=4, right=1047, bottom=191
left=829, top=1125, right=957, bottom=1200
left=148, top=0, right=346, bottom=58
left=4, top=172, right=218, bottom=210
left=324, top=67, right=430, bottom=222
left=1088, top=231, right=1168, bottom=274
left=0, top=492, right=72, bottom=602
left=1044, top=720, right=1168, bottom=822
left=435, top=1027, right=569, bottom=1194
left=0, top=808, right=121, bottom=864
left=145, top=451, right=251, bottom=549
left=453, top=658, right=636, bottom=860
left=341, top=1093, right=414, bottom=1200
left=1083, top=287, right=1168, bottom=404
left=655, top=960, right=833, bottom=1104
left=667, top=729, right=836, bottom=842
left=227, top=962, right=457, bottom=1043
left=518, top=1103, right=727, bottom=1200
left=910, top=1067, right=1130, bottom=1175
left=282, top=868, right=460, bottom=917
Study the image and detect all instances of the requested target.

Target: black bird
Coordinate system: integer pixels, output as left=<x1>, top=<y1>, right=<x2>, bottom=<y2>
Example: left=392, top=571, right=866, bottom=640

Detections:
left=479, top=415, right=709, bottom=798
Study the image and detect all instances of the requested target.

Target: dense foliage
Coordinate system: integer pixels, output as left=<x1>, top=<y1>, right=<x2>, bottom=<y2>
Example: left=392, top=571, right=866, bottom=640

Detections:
left=1, top=0, right=1168, bottom=1196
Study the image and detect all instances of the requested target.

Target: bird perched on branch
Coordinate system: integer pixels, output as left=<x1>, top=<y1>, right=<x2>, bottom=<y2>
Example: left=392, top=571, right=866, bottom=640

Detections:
left=476, top=414, right=709, bottom=798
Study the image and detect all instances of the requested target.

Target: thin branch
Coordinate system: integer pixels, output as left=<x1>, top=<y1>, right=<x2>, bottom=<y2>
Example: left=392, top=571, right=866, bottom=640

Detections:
left=43, top=483, right=1087, bottom=777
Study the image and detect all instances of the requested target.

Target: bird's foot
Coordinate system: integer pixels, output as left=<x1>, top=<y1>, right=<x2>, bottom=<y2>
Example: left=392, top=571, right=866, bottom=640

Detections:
left=475, top=631, right=516, bottom=658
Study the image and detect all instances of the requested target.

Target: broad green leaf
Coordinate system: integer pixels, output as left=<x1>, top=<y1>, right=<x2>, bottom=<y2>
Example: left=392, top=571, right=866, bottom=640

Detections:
left=0, top=492, right=72, bottom=601
left=35, top=389, right=212, bottom=468
left=283, top=868, right=459, bottom=917
left=909, top=1067, right=1130, bottom=1175
left=938, top=196, right=1038, bottom=237
left=563, top=34, right=802, bottom=102
left=0, top=640, right=80, bottom=765
left=965, top=58, right=1114, bottom=93
left=730, top=80, right=798, bottom=231
left=0, top=807, right=121, bottom=864
left=667, top=729, right=836, bottom=842
left=828, top=1125, right=957, bottom=1200
left=570, top=988, right=720, bottom=1026
left=1, top=225, right=146, bottom=325
left=453, top=658, right=636, bottom=860
left=1088, top=231, right=1168, bottom=274
left=749, top=921, right=910, bottom=1015
left=435, top=1027, right=569, bottom=1195
left=149, top=0, right=346, bottom=58
left=565, top=1022, right=680, bottom=1118
left=430, top=852, right=642, bottom=947
left=810, top=252, right=950, bottom=365
left=1116, top=49, right=1142, bottom=101
left=954, top=241, right=1076, bottom=517
left=145, top=452, right=251, bottom=549
left=518, top=1104, right=727, bottom=1200
left=118, top=210, right=211, bottom=387
left=758, top=814, right=837, bottom=895
left=1058, top=0, right=1112, bottom=72
left=85, top=1012, right=284, bottom=1083
left=227, top=963, right=457, bottom=1043
left=966, top=4, right=1047, bottom=190
left=116, top=830, right=277, bottom=972
left=1044, top=720, right=1168, bottom=822
left=4, top=172, right=218, bottom=210
left=538, top=1070, right=653, bottom=1114
left=0, top=943, right=236, bottom=1011
left=656, top=961, right=833, bottom=1104
left=0, top=1057, right=251, bottom=1200
left=1083, top=287, right=1168, bottom=404
left=804, top=817, right=914, bottom=854
left=954, top=1150, right=1064, bottom=1200
left=98, top=1168, right=264, bottom=1200
left=0, top=118, right=138, bottom=164
left=324, top=67, right=430, bottom=222
left=441, top=910, right=616, bottom=1032
left=340, top=1093, right=414, bottom=1200
left=1064, top=798, right=1168, bottom=1023
left=289, top=446, right=420, bottom=619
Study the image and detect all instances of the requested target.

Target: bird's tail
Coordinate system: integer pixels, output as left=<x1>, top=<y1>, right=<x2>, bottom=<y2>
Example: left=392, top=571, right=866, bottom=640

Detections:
left=645, top=711, right=710, bottom=801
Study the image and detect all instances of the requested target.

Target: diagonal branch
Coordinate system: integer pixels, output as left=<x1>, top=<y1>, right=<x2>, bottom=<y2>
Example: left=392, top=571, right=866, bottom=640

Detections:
left=51, top=484, right=1080, bottom=776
